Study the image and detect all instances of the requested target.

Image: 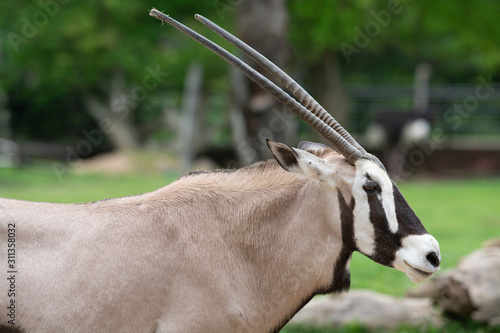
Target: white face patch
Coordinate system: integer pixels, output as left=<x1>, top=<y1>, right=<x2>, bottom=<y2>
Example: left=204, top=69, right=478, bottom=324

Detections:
left=381, top=182, right=398, bottom=234
left=393, top=234, right=441, bottom=283
left=352, top=191, right=375, bottom=256
left=351, top=161, right=375, bottom=256
left=351, top=159, right=399, bottom=255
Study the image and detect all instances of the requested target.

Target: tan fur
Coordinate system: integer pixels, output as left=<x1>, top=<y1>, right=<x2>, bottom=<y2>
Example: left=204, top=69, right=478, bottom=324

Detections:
left=0, top=150, right=356, bottom=333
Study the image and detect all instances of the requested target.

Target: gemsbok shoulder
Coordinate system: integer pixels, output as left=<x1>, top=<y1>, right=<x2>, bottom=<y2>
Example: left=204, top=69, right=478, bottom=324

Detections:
left=0, top=10, right=441, bottom=333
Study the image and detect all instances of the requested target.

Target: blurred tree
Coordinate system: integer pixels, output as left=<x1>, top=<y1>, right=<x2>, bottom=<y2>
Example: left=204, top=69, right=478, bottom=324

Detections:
left=288, top=0, right=375, bottom=133
left=0, top=0, right=223, bottom=152
left=289, top=0, right=500, bottom=83
left=0, top=0, right=498, bottom=162
left=231, top=0, right=294, bottom=164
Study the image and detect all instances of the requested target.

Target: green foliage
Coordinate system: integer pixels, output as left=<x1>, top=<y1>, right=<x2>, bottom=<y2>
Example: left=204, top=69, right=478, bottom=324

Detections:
left=1, top=1, right=499, bottom=143
left=283, top=318, right=497, bottom=333
left=289, top=0, right=500, bottom=82
left=0, top=0, right=230, bottom=141
left=289, top=0, right=375, bottom=62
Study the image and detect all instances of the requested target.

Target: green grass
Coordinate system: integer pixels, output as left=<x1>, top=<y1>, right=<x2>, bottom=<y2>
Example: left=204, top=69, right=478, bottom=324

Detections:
left=0, top=165, right=180, bottom=203
left=282, top=319, right=498, bottom=333
left=2, top=166, right=499, bottom=294
left=1, top=165, right=499, bottom=332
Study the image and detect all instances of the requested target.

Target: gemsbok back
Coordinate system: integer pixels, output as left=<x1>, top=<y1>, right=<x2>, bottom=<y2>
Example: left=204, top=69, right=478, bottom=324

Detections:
left=0, top=10, right=441, bottom=333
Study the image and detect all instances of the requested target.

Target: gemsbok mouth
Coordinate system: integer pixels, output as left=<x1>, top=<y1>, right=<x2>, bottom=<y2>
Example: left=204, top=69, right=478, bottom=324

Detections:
left=404, top=260, right=438, bottom=283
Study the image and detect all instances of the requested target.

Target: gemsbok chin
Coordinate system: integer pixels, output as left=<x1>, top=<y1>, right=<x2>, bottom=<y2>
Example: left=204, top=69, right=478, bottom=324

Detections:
left=0, top=9, right=441, bottom=333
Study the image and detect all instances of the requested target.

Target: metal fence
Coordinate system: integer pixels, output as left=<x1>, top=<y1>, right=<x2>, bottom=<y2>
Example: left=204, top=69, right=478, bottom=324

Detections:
left=347, top=83, right=500, bottom=139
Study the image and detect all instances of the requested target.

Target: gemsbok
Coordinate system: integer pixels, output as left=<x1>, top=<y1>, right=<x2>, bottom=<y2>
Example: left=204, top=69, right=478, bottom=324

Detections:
left=0, top=10, right=441, bottom=333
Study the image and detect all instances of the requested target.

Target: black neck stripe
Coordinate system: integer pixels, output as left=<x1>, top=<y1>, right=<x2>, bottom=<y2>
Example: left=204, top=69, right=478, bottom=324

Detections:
left=331, top=190, right=356, bottom=293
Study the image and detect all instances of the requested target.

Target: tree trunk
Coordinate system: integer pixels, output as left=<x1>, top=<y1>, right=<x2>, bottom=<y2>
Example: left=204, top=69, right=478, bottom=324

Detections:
left=230, top=66, right=255, bottom=165
left=0, top=33, right=12, bottom=141
left=232, top=0, right=295, bottom=164
left=309, top=52, right=350, bottom=143
left=0, top=35, right=17, bottom=166
left=0, top=90, right=12, bottom=140
left=180, top=62, right=204, bottom=172
left=84, top=70, right=141, bottom=151
left=413, top=62, right=432, bottom=113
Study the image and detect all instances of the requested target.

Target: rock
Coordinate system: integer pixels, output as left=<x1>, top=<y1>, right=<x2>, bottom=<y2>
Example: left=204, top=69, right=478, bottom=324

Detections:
left=457, top=246, right=500, bottom=325
left=289, top=289, right=441, bottom=330
left=409, top=238, right=500, bottom=327
left=407, top=270, right=453, bottom=299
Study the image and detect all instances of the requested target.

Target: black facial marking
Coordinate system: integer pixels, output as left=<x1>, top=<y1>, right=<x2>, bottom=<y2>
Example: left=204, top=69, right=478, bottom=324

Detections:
left=330, top=190, right=356, bottom=293
left=366, top=185, right=398, bottom=267
left=393, top=183, right=428, bottom=236
left=364, top=183, right=428, bottom=267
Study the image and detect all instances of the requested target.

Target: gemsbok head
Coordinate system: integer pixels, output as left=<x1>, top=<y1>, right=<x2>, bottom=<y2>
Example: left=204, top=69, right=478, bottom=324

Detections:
left=0, top=10, right=440, bottom=333
left=149, top=9, right=441, bottom=283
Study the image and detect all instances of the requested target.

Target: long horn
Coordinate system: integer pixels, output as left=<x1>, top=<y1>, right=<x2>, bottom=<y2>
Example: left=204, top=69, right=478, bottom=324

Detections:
left=149, top=9, right=363, bottom=164
left=194, top=14, right=366, bottom=155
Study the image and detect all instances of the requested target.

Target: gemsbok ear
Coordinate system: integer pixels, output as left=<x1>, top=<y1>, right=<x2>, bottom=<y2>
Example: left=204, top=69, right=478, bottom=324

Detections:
left=266, top=139, right=329, bottom=180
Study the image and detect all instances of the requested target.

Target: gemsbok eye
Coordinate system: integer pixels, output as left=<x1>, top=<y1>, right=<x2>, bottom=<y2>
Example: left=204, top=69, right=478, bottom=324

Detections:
left=363, top=183, right=380, bottom=193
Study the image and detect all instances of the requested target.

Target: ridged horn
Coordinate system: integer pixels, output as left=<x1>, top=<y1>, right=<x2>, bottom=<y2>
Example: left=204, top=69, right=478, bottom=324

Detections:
left=149, top=9, right=364, bottom=164
left=194, top=14, right=366, bottom=156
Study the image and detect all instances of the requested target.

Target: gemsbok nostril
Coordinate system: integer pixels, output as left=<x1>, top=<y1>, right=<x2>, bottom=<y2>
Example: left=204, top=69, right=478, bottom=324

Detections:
left=426, top=251, right=441, bottom=267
